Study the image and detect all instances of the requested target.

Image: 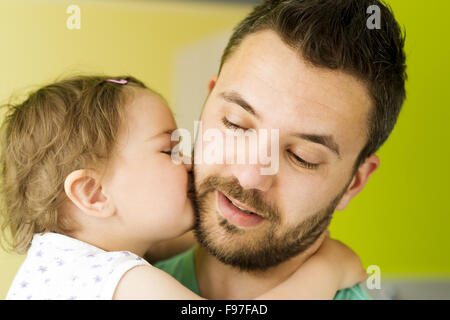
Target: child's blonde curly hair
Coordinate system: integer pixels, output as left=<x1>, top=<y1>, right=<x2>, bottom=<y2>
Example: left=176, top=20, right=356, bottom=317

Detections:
left=0, top=75, right=148, bottom=254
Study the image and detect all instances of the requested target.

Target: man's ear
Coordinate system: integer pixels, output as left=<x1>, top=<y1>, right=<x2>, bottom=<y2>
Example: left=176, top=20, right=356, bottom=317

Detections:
left=336, top=154, right=380, bottom=211
left=64, top=169, right=115, bottom=218
left=208, top=75, right=218, bottom=92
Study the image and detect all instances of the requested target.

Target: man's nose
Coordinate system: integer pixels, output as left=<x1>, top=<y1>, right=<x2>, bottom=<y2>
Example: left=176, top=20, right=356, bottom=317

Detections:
left=231, top=163, right=274, bottom=192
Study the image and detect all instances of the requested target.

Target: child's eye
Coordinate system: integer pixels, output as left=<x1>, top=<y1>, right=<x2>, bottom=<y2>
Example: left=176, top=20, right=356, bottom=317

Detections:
left=161, top=150, right=172, bottom=156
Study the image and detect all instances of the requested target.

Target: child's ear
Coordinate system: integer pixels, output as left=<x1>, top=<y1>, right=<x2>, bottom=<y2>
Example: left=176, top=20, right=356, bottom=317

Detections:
left=64, top=169, right=115, bottom=218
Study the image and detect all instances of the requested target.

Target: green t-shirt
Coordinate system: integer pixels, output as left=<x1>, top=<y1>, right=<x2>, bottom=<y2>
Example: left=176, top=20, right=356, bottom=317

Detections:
left=155, top=246, right=371, bottom=300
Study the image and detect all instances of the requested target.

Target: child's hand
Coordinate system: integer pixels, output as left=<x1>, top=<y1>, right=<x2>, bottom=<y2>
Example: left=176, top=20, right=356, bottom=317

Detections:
left=314, top=234, right=367, bottom=290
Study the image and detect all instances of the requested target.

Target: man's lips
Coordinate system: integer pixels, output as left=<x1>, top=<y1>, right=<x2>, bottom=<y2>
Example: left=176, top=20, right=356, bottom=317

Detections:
left=216, top=191, right=265, bottom=228
left=225, top=195, right=257, bottom=214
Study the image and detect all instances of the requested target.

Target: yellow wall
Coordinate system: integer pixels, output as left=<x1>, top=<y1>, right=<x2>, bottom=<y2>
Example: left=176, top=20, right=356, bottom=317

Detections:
left=0, top=0, right=449, bottom=299
left=0, top=0, right=251, bottom=299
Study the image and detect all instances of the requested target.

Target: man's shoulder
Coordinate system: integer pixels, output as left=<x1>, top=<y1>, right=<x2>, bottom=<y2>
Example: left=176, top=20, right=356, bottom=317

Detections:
left=334, top=283, right=372, bottom=300
left=154, top=246, right=199, bottom=294
left=154, top=246, right=195, bottom=272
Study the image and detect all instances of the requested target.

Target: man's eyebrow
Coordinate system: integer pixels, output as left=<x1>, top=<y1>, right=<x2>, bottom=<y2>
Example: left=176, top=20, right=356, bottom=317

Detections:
left=220, top=91, right=260, bottom=119
left=295, top=133, right=341, bottom=158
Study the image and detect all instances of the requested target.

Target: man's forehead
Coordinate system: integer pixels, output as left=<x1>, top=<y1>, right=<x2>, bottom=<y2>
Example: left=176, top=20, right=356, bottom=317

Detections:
left=220, top=31, right=370, bottom=113
left=215, top=30, right=371, bottom=152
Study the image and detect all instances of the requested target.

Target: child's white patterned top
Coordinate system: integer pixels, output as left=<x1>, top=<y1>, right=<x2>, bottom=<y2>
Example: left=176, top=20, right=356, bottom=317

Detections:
left=6, top=232, right=150, bottom=300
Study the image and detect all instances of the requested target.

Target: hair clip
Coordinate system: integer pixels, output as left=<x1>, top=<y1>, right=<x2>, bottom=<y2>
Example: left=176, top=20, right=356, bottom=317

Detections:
left=105, top=79, right=128, bottom=85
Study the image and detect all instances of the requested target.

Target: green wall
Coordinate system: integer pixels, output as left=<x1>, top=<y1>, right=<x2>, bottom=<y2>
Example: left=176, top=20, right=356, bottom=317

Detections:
left=330, top=0, right=450, bottom=276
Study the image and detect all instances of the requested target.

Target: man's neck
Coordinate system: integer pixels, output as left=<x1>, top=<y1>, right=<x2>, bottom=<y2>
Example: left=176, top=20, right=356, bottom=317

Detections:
left=194, top=243, right=321, bottom=300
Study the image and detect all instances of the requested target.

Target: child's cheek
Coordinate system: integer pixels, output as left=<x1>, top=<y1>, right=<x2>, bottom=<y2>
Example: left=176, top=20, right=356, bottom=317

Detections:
left=169, top=162, right=189, bottom=197
left=156, top=157, right=186, bottom=188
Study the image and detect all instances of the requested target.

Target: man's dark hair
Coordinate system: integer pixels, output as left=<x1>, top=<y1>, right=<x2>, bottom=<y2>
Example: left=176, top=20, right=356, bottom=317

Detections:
left=219, top=0, right=407, bottom=169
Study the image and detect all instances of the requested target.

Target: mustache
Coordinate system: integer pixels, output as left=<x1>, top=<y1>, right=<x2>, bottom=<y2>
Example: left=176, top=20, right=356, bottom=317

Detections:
left=194, top=175, right=281, bottom=222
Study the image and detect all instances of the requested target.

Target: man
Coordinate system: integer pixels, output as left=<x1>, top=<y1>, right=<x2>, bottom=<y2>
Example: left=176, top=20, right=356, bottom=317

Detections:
left=156, top=0, right=406, bottom=300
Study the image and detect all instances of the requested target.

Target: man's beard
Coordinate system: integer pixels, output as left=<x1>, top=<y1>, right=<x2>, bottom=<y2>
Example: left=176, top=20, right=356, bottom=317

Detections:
left=191, top=172, right=351, bottom=272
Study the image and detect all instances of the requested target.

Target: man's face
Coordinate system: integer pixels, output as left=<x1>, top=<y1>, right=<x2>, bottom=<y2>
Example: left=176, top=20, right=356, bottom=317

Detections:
left=193, top=30, right=372, bottom=271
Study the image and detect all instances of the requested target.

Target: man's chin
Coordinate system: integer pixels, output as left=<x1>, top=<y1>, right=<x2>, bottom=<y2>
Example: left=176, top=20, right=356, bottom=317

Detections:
left=194, top=233, right=277, bottom=272
left=194, top=217, right=296, bottom=272
left=194, top=206, right=334, bottom=272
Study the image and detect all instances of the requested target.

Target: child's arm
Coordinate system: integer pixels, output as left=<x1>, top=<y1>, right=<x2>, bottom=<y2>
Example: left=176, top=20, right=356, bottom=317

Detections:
left=114, top=236, right=366, bottom=300
left=256, top=237, right=367, bottom=300
left=113, top=264, right=205, bottom=300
